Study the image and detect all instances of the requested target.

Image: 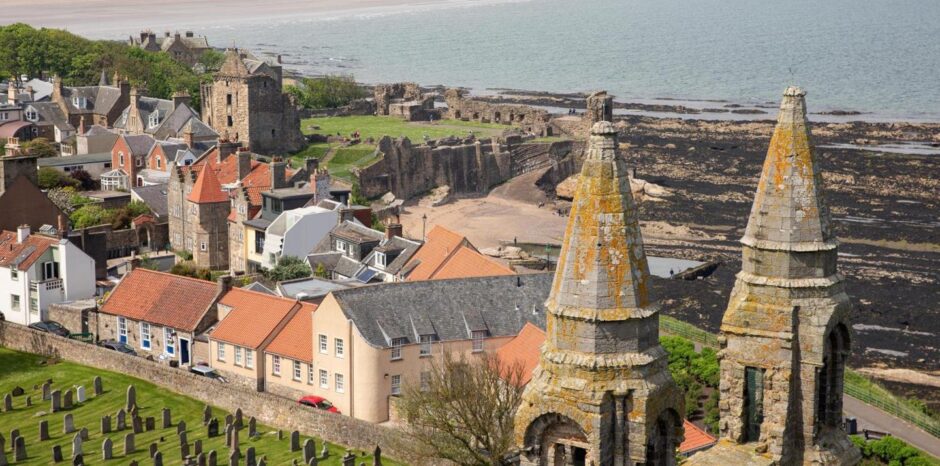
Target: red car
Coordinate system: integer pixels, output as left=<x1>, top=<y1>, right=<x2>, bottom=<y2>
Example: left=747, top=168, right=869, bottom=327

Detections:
left=298, top=395, right=340, bottom=414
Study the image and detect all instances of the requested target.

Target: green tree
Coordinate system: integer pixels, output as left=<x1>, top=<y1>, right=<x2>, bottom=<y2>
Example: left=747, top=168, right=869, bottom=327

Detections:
left=38, top=167, right=79, bottom=189
left=263, top=256, right=312, bottom=282
left=70, top=204, right=110, bottom=229
left=288, top=75, right=365, bottom=109
left=21, top=138, right=58, bottom=158
left=197, top=49, right=225, bottom=73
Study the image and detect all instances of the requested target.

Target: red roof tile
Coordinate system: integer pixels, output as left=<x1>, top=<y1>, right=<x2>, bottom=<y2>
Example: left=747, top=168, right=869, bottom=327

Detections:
left=495, top=322, right=545, bottom=386
left=265, top=302, right=317, bottom=362
left=187, top=163, right=229, bottom=204
left=0, top=230, right=58, bottom=271
left=210, top=288, right=300, bottom=349
left=433, top=246, right=515, bottom=280
left=190, top=149, right=294, bottom=209
left=403, top=225, right=469, bottom=281
left=100, top=269, right=219, bottom=331
left=680, top=419, right=717, bottom=454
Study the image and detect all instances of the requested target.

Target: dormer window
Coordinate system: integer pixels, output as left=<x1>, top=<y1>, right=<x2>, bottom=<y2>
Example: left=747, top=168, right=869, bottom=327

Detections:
left=72, top=96, right=87, bottom=109
left=148, top=112, right=160, bottom=128
left=375, top=252, right=386, bottom=269
left=25, top=108, right=38, bottom=121
left=471, top=330, right=486, bottom=353
left=419, top=334, right=433, bottom=356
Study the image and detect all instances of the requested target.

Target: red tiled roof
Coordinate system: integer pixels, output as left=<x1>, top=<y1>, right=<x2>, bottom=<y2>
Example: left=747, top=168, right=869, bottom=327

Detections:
left=404, top=225, right=514, bottom=281
left=265, top=302, right=317, bottom=362
left=680, top=420, right=717, bottom=454
left=0, top=230, right=58, bottom=271
left=495, top=322, right=545, bottom=386
left=188, top=163, right=229, bottom=204
left=210, top=288, right=300, bottom=349
left=433, top=246, right=515, bottom=280
left=404, top=225, right=469, bottom=281
left=100, top=269, right=219, bottom=331
left=191, top=149, right=294, bottom=208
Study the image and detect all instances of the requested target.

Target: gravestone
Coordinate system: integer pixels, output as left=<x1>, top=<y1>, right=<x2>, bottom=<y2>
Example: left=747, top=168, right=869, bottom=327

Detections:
left=258, top=459, right=266, bottom=466
left=63, top=413, right=75, bottom=434
left=248, top=417, right=256, bottom=437
left=153, top=451, right=163, bottom=466
left=320, top=444, right=329, bottom=459
left=302, top=439, right=315, bottom=464
left=149, top=443, right=158, bottom=458
left=3, top=393, right=12, bottom=412
left=194, top=439, right=203, bottom=456
left=197, top=452, right=206, bottom=466
left=231, top=428, right=239, bottom=451
left=42, top=382, right=52, bottom=401
left=0, top=436, right=6, bottom=466
left=9, top=430, right=19, bottom=449
left=124, top=433, right=135, bottom=454
left=53, top=444, right=64, bottom=462
left=72, top=454, right=83, bottom=465
left=133, top=415, right=143, bottom=434
left=224, top=415, right=233, bottom=428
left=62, top=390, right=73, bottom=409
left=277, top=430, right=283, bottom=441
left=79, top=427, right=89, bottom=441
left=72, top=432, right=83, bottom=457
left=39, top=420, right=50, bottom=441
left=177, top=420, right=187, bottom=435
left=181, top=438, right=190, bottom=460
left=102, top=438, right=113, bottom=460
left=126, top=385, right=136, bottom=411
left=207, top=418, right=219, bottom=437
left=75, top=386, right=86, bottom=403
left=307, top=457, right=318, bottom=466
left=162, top=408, right=172, bottom=428
left=100, top=415, right=111, bottom=434
left=51, top=390, right=62, bottom=412
left=373, top=445, right=382, bottom=466
left=145, top=417, right=155, bottom=431
left=341, top=451, right=356, bottom=466
left=116, top=409, right=127, bottom=430
left=11, top=386, right=24, bottom=396
left=14, top=436, right=26, bottom=461
left=290, top=431, right=300, bottom=451
left=25, top=396, right=31, bottom=407
left=245, top=447, right=255, bottom=466
left=228, top=448, right=240, bottom=466
left=224, top=425, right=233, bottom=447
left=208, top=450, right=217, bottom=466
left=203, top=405, right=212, bottom=425
left=93, top=377, right=103, bottom=396
left=234, top=409, right=243, bottom=428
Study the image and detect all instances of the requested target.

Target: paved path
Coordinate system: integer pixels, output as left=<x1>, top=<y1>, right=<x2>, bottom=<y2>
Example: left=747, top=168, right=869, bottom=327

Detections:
left=844, top=395, right=940, bottom=459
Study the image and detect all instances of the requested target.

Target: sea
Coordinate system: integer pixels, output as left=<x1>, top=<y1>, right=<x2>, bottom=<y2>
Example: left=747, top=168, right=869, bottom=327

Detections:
left=94, top=0, right=940, bottom=121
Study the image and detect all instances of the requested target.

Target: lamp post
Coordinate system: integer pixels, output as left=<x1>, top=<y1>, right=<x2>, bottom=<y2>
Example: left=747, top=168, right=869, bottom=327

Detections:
left=422, top=214, right=428, bottom=241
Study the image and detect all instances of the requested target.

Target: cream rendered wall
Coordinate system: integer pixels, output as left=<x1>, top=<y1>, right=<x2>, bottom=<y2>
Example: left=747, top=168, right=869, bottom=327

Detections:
left=264, top=353, right=316, bottom=399
left=210, top=339, right=263, bottom=390
left=309, top=294, right=355, bottom=416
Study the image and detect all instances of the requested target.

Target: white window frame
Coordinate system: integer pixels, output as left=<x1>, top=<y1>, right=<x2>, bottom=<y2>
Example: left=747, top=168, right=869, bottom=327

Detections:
left=119, top=152, right=125, bottom=166
left=390, top=374, right=401, bottom=396
left=335, top=373, right=345, bottom=393
left=200, top=241, right=207, bottom=251
left=334, top=338, right=344, bottom=358
left=11, top=294, right=20, bottom=312
left=117, top=317, right=128, bottom=343
left=245, top=349, right=254, bottom=369
left=140, top=322, right=152, bottom=350
left=318, top=334, right=328, bottom=354
left=217, top=342, right=226, bottom=361
left=472, top=330, right=486, bottom=353
left=10, top=268, right=18, bottom=281
left=307, top=364, right=314, bottom=385
left=319, top=369, right=328, bottom=389
left=375, top=252, right=386, bottom=269
left=390, top=337, right=406, bottom=360
left=234, top=346, right=243, bottom=366
left=148, top=112, right=160, bottom=128
left=272, top=354, right=280, bottom=375
left=293, top=360, right=301, bottom=381
left=420, top=335, right=433, bottom=356
left=335, top=240, right=347, bottom=253
left=164, top=327, right=175, bottom=356
left=25, top=108, right=38, bottom=121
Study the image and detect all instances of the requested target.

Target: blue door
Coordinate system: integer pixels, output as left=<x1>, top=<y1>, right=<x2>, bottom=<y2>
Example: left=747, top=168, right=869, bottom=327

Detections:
left=180, top=339, right=190, bottom=365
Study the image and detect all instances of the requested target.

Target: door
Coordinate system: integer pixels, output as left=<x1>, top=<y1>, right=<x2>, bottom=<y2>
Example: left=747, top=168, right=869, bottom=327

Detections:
left=180, top=338, right=190, bottom=366
left=744, top=367, right=764, bottom=442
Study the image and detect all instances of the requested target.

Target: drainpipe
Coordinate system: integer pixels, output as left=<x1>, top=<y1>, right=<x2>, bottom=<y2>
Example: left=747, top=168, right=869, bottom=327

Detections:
left=347, top=318, right=354, bottom=418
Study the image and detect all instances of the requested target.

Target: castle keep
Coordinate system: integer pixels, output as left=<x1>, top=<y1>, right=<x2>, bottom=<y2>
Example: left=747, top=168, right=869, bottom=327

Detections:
left=514, top=121, right=683, bottom=466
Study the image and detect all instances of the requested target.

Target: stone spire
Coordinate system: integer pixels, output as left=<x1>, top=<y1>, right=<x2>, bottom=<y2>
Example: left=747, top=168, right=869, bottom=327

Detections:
left=515, top=122, right=682, bottom=466
left=99, top=69, right=110, bottom=87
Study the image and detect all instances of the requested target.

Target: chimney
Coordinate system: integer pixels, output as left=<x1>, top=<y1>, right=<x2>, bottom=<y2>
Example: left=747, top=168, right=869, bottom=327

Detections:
left=217, top=138, right=239, bottom=162
left=172, top=90, right=191, bottom=108
left=128, top=251, right=140, bottom=271
left=186, top=31, right=194, bottom=38
left=7, top=77, right=17, bottom=103
left=165, top=31, right=171, bottom=38
left=338, top=208, right=354, bottom=225
left=52, top=76, right=63, bottom=102
left=26, top=86, right=34, bottom=101
left=311, top=168, right=330, bottom=203
left=386, top=223, right=402, bottom=240
left=217, top=274, right=234, bottom=295
left=57, top=214, right=67, bottom=238
left=16, top=224, right=30, bottom=243
left=237, top=149, right=252, bottom=180
left=78, top=116, right=86, bottom=135
left=117, top=76, right=130, bottom=100
left=270, top=159, right=288, bottom=190
left=174, top=31, right=181, bottom=40
left=304, top=157, right=319, bottom=174
left=183, top=126, right=194, bottom=148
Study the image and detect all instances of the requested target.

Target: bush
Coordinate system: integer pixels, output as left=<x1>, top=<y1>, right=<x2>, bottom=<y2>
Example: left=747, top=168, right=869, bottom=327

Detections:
left=286, top=75, right=366, bottom=109
left=38, top=167, right=79, bottom=190
left=70, top=204, right=110, bottom=229
left=69, top=169, right=98, bottom=190
left=21, top=137, right=58, bottom=158
left=170, top=261, right=212, bottom=280
left=852, top=435, right=937, bottom=465
left=262, top=256, right=312, bottom=282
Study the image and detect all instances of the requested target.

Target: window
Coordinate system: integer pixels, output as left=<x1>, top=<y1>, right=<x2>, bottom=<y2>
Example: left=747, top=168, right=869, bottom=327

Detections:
left=319, top=369, right=328, bottom=389
left=335, top=373, right=345, bottom=393
left=148, top=112, right=160, bottom=128
left=390, top=375, right=401, bottom=396
left=0, top=112, right=7, bottom=120
left=375, top=252, right=386, bottom=269
left=217, top=342, right=226, bottom=361
left=293, top=360, right=301, bottom=381
left=335, top=338, right=344, bottom=358
left=42, top=261, right=59, bottom=281
left=308, top=365, right=315, bottom=385
left=226, top=115, right=233, bottom=127
left=472, top=330, right=486, bottom=352
left=72, top=96, right=87, bottom=109
left=164, top=328, right=175, bottom=356
left=200, top=242, right=207, bottom=251
left=391, top=337, right=406, bottom=360
left=254, top=232, right=265, bottom=254
left=135, top=157, right=143, bottom=168
left=29, top=297, right=37, bottom=314
left=10, top=268, right=18, bottom=281
left=11, top=295, right=20, bottom=311
left=420, top=371, right=431, bottom=392
left=226, top=94, right=232, bottom=105
left=420, top=335, right=433, bottom=356
left=334, top=240, right=347, bottom=253
left=318, top=334, right=328, bottom=354
left=117, top=317, right=127, bottom=343
left=234, top=346, right=243, bottom=366
left=272, top=355, right=281, bottom=375
left=119, top=152, right=125, bottom=166
left=245, top=349, right=254, bottom=368
left=25, top=108, right=38, bottom=121
left=140, top=322, right=152, bottom=350
left=156, top=156, right=162, bottom=169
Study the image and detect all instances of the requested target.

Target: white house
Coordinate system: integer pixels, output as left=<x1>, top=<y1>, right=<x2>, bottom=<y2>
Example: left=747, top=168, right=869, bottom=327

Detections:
left=260, top=204, right=342, bottom=269
left=0, top=225, right=96, bottom=325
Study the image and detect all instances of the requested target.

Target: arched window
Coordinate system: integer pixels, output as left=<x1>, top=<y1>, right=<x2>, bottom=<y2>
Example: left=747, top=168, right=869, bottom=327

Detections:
left=817, top=323, right=850, bottom=428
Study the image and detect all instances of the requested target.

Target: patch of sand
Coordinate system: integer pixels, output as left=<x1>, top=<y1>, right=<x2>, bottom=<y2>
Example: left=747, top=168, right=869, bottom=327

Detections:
left=855, top=367, right=940, bottom=389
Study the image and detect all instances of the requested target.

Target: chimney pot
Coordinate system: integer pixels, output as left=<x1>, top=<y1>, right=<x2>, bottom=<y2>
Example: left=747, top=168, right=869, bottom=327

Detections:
left=217, top=275, right=234, bottom=294
left=386, top=223, right=402, bottom=240
left=16, top=224, right=30, bottom=243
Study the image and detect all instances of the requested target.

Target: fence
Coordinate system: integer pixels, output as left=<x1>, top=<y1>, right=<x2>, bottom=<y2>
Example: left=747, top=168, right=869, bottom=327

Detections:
left=658, top=315, right=940, bottom=439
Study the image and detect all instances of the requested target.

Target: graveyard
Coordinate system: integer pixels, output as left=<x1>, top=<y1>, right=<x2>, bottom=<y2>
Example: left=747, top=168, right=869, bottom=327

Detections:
left=0, top=348, right=399, bottom=465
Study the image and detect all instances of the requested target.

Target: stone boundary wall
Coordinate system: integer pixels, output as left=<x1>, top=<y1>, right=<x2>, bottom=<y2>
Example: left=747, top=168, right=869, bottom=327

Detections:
left=0, top=322, right=427, bottom=464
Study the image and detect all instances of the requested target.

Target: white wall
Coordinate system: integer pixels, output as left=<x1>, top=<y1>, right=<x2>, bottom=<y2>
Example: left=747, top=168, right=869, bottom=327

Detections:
left=59, top=240, right=96, bottom=304
left=262, top=208, right=338, bottom=268
left=0, top=265, right=33, bottom=325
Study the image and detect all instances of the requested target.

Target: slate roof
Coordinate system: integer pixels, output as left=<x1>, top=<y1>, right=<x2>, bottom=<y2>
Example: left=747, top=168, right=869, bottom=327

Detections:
left=330, top=273, right=552, bottom=348
left=100, top=268, right=219, bottom=331
left=60, top=85, right=123, bottom=115
left=217, top=49, right=279, bottom=80
left=243, top=281, right=276, bottom=295
left=332, top=221, right=384, bottom=244
left=306, top=251, right=342, bottom=272
left=25, top=102, right=73, bottom=130
left=113, top=97, right=175, bottom=133
left=264, top=302, right=317, bottom=362
left=211, top=288, right=300, bottom=349
left=333, top=255, right=364, bottom=278
left=152, top=105, right=217, bottom=141
left=131, top=184, right=169, bottom=218
left=161, top=35, right=210, bottom=52
left=122, top=134, right=156, bottom=157
left=152, top=140, right=189, bottom=163
left=0, top=230, right=58, bottom=271
left=373, top=236, right=422, bottom=275
left=24, top=78, right=53, bottom=101
left=38, top=152, right=111, bottom=167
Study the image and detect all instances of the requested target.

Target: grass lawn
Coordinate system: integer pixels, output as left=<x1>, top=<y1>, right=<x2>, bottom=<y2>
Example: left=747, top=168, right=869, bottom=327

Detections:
left=0, top=348, right=401, bottom=465
left=302, top=115, right=505, bottom=142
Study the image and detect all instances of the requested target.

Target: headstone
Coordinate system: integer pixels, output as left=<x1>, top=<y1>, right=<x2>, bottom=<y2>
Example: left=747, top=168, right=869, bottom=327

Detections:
left=149, top=442, right=158, bottom=458
left=203, top=405, right=212, bottom=425
left=100, top=415, right=111, bottom=434
left=133, top=415, right=143, bottom=434
left=373, top=445, right=382, bottom=466
left=116, top=409, right=127, bottom=430
left=225, top=424, right=233, bottom=447
left=320, top=444, right=329, bottom=459
left=277, top=430, right=283, bottom=441
left=145, top=417, right=155, bottom=431
left=208, top=450, right=217, bottom=466
left=247, top=417, right=256, bottom=437
left=124, top=433, right=135, bottom=454
left=9, top=430, right=19, bottom=449
left=224, top=414, right=233, bottom=428
left=234, top=409, right=243, bottom=428
left=25, top=396, right=31, bottom=407
left=231, top=428, right=239, bottom=451
left=72, top=432, right=83, bottom=457
left=79, top=427, right=89, bottom=441
left=93, top=376, right=103, bottom=396
left=177, top=420, right=187, bottom=435
left=63, top=413, right=75, bottom=434
left=194, top=439, right=203, bottom=456
left=341, top=451, right=356, bottom=466
left=207, top=418, right=219, bottom=437
left=197, top=452, right=207, bottom=466
left=13, top=436, right=26, bottom=461
left=245, top=447, right=255, bottom=466
left=228, top=448, right=240, bottom=466
left=153, top=451, right=163, bottom=466
left=258, top=459, right=266, bottom=466
left=39, top=420, right=50, bottom=441
left=0, top=436, right=6, bottom=466
left=51, top=389, right=62, bottom=412
left=11, top=386, right=24, bottom=396
left=161, top=408, right=172, bottom=428
left=53, top=444, right=64, bottom=462
left=102, top=438, right=113, bottom=460
left=302, top=439, right=315, bottom=464
left=3, top=394, right=12, bottom=412
left=307, top=457, right=318, bottom=466
left=75, top=386, right=86, bottom=403
left=181, top=440, right=190, bottom=461
left=180, top=432, right=189, bottom=448
left=63, top=390, right=73, bottom=409
left=126, top=385, right=136, bottom=411
left=72, top=454, right=83, bottom=465
left=42, top=382, right=52, bottom=401
left=290, top=431, right=300, bottom=452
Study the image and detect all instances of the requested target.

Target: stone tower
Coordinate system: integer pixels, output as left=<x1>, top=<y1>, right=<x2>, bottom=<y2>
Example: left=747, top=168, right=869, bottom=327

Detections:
left=708, top=87, right=859, bottom=465
left=515, top=121, right=683, bottom=466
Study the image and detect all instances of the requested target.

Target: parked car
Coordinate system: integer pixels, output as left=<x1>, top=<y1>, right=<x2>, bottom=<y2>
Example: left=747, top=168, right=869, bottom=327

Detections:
left=298, top=395, right=340, bottom=414
left=189, top=364, right=227, bottom=383
left=98, top=339, right=137, bottom=356
left=28, top=321, right=70, bottom=337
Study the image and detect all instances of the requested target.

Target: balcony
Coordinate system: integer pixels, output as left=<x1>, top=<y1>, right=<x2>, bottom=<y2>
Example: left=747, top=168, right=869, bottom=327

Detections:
left=31, top=278, right=63, bottom=292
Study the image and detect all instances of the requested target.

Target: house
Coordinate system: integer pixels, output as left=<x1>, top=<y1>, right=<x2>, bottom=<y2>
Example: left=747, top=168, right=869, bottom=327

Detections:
left=50, top=74, right=131, bottom=129
left=98, top=268, right=228, bottom=365
left=401, top=225, right=513, bottom=281
left=113, top=88, right=217, bottom=145
left=37, top=152, right=113, bottom=178
left=100, top=133, right=156, bottom=190
left=307, top=221, right=422, bottom=283
left=0, top=155, right=66, bottom=232
left=309, top=273, right=552, bottom=422
left=0, top=225, right=96, bottom=326
left=129, top=31, right=211, bottom=68
left=260, top=201, right=343, bottom=269
left=262, top=302, right=319, bottom=399
left=75, top=125, right=119, bottom=156
left=20, top=101, right=73, bottom=142
left=208, top=288, right=306, bottom=391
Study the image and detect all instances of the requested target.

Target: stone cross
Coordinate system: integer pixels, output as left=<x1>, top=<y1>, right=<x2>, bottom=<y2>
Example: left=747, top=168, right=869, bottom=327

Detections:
left=116, top=409, right=127, bottom=430
left=102, top=437, right=113, bottom=460
left=203, top=405, right=212, bottom=425
left=145, top=417, right=155, bottom=431
left=177, top=420, right=187, bottom=435
left=153, top=451, right=163, bottom=466
left=126, top=385, right=136, bottom=411
left=101, top=415, right=111, bottom=434
left=2, top=393, right=12, bottom=412
left=14, top=436, right=27, bottom=461
left=39, top=420, right=50, bottom=441
left=42, top=381, right=52, bottom=401
left=124, top=433, right=135, bottom=454
left=289, top=431, right=300, bottom=451
left=51, top=389, right=62, bottom=412
left=162, top=408, right=172, bottom=428
left=75, top=386, right=86, bottom=403
left=208, top=450, right=217, bottom=466
left=63, top=413, right=75, bottom=434
left=79, top=428, right=89, bottom=441
left=228, top=448, right=240, bottom=466
left=62, top=390, right=73, bottom=409
left=373, top=445, right=382, bottom=466
left=93, top=376, right=103, bottom=396
left=303, top=439, right=317, bottom=464
left=72, top=432, right=83, bottom=457
left=247, top=417, right=256, bottom=437
left=52, top=444, right=63, bottom=463
left=245, top=447, right=255, bottom=466
left=207, top=418, right=219, bottom=437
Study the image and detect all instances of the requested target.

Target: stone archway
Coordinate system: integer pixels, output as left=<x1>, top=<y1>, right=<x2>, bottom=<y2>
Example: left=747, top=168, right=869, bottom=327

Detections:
left=817, top=323, right=850, bottom=428
left=523, top=413, right=589, bottom=466
left=646, top=408, right=682, bottom=466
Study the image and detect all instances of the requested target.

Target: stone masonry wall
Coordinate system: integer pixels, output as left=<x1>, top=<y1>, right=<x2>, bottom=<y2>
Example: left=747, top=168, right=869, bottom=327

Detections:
left=0, top=321, right=428, bottom=464
left=444, top=88, right=552, bottom=136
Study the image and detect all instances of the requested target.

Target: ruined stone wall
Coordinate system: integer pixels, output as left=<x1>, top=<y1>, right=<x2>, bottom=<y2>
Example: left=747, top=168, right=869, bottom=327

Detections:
left=0, top=322, right=430, bottom=464
left=444, top=88, right=553, bottom=136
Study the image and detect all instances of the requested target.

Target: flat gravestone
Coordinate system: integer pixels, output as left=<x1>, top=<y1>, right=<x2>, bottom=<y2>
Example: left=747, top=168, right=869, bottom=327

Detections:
left=153, top=451, right=163, bottom=466
left=124, top=433, right=135, bottom=454
left=117, top=409, right=127, bottom=430
left=93, top=376, right=103, bottom=396
left=42, top=382, right=52, bottom=401
left=203, top=405, right=212, bottom=426
left=79, top=427, right=89, bottom=441
left=62, top=390, right=73, bottom=409
left=14, top=436, right=27, bottom=461
left=100, top=415, right=111, bottom=434
left=126, top=385, right=136, bottom=411
left=149, top=442, right=158, bottom=458
left=63, top=413, right=75, bottom=434
left=302, top=439, right=315, bottom=464
left=75, top=386, right=86, bottom=403
left=245, top=447, right=255, bottom=466
left=145, top=417, right=155, bottom=431
left=51, top=389, right=62, bottom=412
left=102, top=438, right=113, bottom=460
left=53, top=444, right=64, bottom=463
left=39, top=420, right=50, bottom=441
left=290, top=431, right=300, bottom=451
left=72, top=432, right=83, bottom=457
left=3, top=393, right=12, bottom=412
left=207, top=418, right=219, bottom=437
left=162, top=408, right=172, bottom=429
left=208, top=450, right=217, bottom=466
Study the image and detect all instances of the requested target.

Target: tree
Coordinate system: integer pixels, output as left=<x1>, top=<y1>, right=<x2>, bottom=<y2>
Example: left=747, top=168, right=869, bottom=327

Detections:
left=288, top=75, right=366, bottom=109
left=170, top=261, right=212, bottom=280
left=69, top=168, right=98, bottom=190
left=314, top=263, right=328, bottom=279
left=263, top=256, right=312, bottom=282
left=395, top=352, right=525, bottom=466
left=22, top=138, right=58, bottom=158
left=70, top=204, right=110, bottom=229
left=197, top=49, right=225, bottom=73
left=38, top=167, right=79, bottom=190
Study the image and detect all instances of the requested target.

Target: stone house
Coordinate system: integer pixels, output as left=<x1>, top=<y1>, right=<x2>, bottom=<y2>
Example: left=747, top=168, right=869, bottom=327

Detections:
left=400, top=224, right=513, bottom=281
left=51, top=74, right=130, bottom=129
left=200, top=48, right=304, bottom=155
left=98, top=268, right=228, bottom=366
left=307, top=221, right=422, bottom=284
left=182, top=164, right=231, bottom=269
left=0, top=225, right=96, bottom=326
left=129, top=31, right=211, bottom=68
